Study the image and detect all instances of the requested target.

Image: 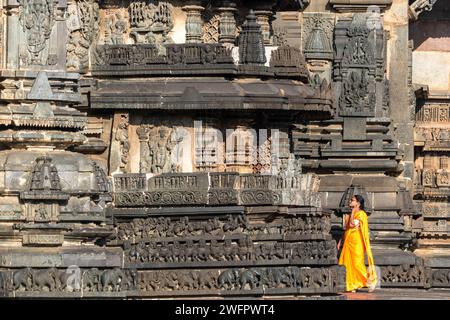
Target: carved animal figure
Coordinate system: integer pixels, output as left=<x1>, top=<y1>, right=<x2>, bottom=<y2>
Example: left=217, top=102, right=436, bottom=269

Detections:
left=267, top=268, right=290, bottom=288
left=121, top=270, right=137, bottom=291
left=218, top=269, right=238, bottom=289
left=432, top=270, right=450, bottom=285
left=292, top=268, right=309, bottom=288
left=13, top=268, right=32, bottom=291
left=83, top=268, right=101, bottom=292
left=33, top=268, right=57, bottom=291
left=177, top=271, right=195, bottom=290
left=239, top=269, right=260, bottom=290
left=101, top=268, right=124, bottom=292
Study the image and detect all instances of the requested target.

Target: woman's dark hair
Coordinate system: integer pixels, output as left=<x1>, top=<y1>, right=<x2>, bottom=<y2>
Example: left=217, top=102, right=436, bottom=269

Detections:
left=353, top=194, right=365, bottom=211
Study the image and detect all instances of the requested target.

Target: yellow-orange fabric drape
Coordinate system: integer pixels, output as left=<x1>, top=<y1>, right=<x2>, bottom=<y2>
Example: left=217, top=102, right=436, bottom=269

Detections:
left=338, top=210, right=377, bottom=292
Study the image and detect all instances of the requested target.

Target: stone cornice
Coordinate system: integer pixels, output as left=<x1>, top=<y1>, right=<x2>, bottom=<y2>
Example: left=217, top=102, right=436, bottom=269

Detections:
left=329, top=0, right=393, bottom=13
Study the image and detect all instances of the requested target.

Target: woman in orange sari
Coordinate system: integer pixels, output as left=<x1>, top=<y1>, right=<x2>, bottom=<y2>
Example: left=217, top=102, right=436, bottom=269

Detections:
left=338, top=195, right=377, bottom=292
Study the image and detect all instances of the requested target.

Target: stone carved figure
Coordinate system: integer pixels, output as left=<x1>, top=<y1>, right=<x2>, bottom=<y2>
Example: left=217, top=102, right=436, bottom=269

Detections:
left=67, top=0, right=99, bottom=71
left=105, top=12, right=128, bottom=45
left=18, top=0, right=56, bottom=65
left=13, top=268, right=32, bottom=291
left=139, top=125, right=183, bottom=174
left=100, top=268, right=125, bottom=292
left=340, top=69, right=375, bottom=115
left=336, top=14, right=382, bottom=117
left=116, top=115, right=130, bottom=172
left=437, top=169, right=449, bottom=186
left=32, top=268, right=58, bottom=291
left=218, top=269, right=239, bottom=289
left=129, top=0, right=174, bottom=51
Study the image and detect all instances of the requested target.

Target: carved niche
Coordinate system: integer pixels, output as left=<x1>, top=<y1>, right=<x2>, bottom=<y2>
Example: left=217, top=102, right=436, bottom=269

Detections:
left=137, top=124, right=184, bottom=174
left=66, top=0, right=100, bottom=71
left=18, top=0, right=58, bottom=66
left=20, top=156, right=69, bottom=222
left=334, top=14, right=386, bottom=117
left=128, top=0, right=174, bottom=49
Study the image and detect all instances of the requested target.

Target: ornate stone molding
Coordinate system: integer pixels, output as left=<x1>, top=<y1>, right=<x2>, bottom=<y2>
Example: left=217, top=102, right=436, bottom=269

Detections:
left=329, top=0, right=393, bottom=13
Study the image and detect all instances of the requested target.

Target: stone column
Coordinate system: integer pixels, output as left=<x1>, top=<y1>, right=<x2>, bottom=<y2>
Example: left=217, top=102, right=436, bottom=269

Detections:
left=218, top=0, right=237, bottom=44
left=5, top=4, right=20, bottom=70
left=254, top=10, right=272, bottom=45
left=385, top=0, right=414, bottom=185
left=183, top=1, right=204, bottom=43
left=136, top=125, right=150, bottom=173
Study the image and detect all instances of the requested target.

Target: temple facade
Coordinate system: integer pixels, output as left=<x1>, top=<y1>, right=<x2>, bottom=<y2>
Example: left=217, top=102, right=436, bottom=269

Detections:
left=0, top=0, right=448, bottom=298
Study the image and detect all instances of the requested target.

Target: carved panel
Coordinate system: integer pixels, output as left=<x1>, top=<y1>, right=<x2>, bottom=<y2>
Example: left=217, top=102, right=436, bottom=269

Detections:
left=10, top=268, right=137, bottom=294
left=431, top=269, right=450, bottom=287
left=334, top=14, right=385, bottom=117
left=138, top=124, right=183, bottom=174
left=380, top=265, right=429, bottom=288
left=18, top=0, right=58, bottom=66
left=115, top=114, right=130, bottom=173
left=128, top=0, right=173, bottom=50
left=302, top=13, right=334, bottom=61
left=67, top=0, right=100, bottom=71
left=116, top=214, right=332, bottom=242
left=137, top=266, right=343, bottom=294
left=416, top=104, right=450, bottom=123
left=124, top=238, right=337, bottom=266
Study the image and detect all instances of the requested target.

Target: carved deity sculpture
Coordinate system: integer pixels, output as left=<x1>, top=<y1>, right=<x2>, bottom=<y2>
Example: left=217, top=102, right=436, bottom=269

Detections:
left=115, top=120, right=130, bottom=172
left=19, top=0, right=56, bottom=65
left=139, top=125, right=183, bottom=174
left=66, top=0, right=99, bottom=71
left=129, top=0, right=174, bottom=51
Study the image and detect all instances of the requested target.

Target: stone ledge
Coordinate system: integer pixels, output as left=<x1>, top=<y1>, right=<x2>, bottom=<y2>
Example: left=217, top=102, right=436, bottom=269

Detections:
left=330, top=0, right=393, bottom=12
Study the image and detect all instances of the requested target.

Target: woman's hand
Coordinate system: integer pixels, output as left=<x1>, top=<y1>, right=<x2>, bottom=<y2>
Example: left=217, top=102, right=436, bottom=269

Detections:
left=349, top=213, right=356, bottom=228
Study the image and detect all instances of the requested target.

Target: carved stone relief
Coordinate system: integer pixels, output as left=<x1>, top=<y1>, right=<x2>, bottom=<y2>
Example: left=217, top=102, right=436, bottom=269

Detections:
left=115, top=114, right=130, bottom=173
left=104, top=12, right=128, bottom=45
left=138, top=124, right=183, bottom=174
left=334, top=13, right=385, bottom=117
left=67, top=0, right=100, bottom=71
left=302, top=13, right=334, bottom=61
left=129, top=0, right=174, bottom=51
left=18, top=0, right=57, bottom=66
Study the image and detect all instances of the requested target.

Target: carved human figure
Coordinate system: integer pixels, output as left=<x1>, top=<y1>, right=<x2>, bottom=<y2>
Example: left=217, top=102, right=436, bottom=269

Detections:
left=423, top=169, right=434, bottom=186
left=111, top=13, right=127, bottom=45
left=115, top=121, right=130, bottom=171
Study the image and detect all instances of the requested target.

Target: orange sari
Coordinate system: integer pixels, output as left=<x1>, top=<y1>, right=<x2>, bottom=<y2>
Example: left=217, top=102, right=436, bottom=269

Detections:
left=338, top=210, right=377, bottom=291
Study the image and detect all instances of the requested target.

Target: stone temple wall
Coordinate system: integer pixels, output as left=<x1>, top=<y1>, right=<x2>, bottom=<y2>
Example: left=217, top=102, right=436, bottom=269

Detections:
left=0, top=0, right=448, bottom=298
